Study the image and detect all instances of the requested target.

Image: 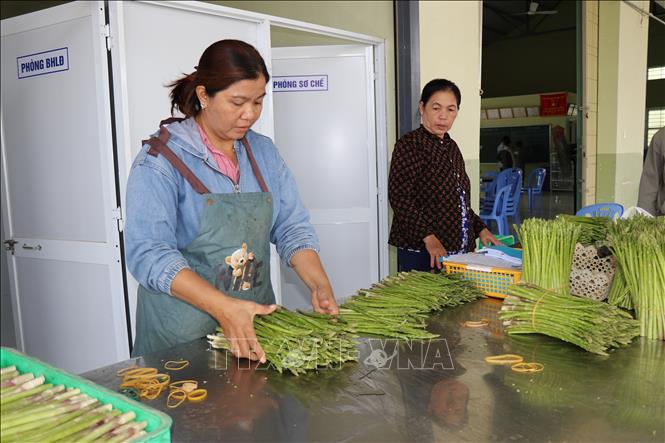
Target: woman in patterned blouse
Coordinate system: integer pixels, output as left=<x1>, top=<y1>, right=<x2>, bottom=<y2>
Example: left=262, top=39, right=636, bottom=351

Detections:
left=388, top=79, right=500, bottom=272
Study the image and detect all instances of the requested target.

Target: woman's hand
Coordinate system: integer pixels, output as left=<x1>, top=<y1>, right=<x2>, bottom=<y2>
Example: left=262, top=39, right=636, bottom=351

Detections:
left=213, top=297, right=277, bottom=363
left=478, top=228, right=501, bottom=247
left=171, top=268, right=276, bottom=362
left=290, top=249, right=339, bottom=315
left=309, top=280, right=339, bottom=315
left=423, top=234, right=447, bottom=269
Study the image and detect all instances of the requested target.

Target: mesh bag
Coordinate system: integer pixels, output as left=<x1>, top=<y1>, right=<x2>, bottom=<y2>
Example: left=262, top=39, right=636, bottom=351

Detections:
left=569, top=243, right=616, bottom=301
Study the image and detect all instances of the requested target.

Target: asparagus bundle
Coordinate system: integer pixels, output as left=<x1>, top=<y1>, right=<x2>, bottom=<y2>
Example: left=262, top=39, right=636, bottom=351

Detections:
left=606, top=264, right=633, bottom=310
left=608, top=216, right=665, bottom=340
left=517, top=218, right=581, bottom=294
left=499, top=284, right=640, bottom=355
left=0, top=367, right=147, bottom=442
left=339, top=272, right=483, bottom=339
left=556, top=214, right=611, bottom=246
left=207, top=307, right=358, bottom=375
left=208, top=272, right=483, bottom=374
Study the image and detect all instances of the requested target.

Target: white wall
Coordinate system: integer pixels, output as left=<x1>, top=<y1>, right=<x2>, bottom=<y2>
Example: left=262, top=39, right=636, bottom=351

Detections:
left=419, top=0, right=482, bottom=211
left=596, top=0, right=649, bottom=207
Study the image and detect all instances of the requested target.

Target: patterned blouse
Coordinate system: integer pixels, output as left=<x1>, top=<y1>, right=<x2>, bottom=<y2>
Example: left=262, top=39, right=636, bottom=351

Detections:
left=388, top=125, right=486, bottom=253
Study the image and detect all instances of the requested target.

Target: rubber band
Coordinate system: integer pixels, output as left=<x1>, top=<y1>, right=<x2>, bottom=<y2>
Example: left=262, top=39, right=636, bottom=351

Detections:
left=116, top=365, right=141, bottom=377
left=484, top=354, right=524, bottom=365
left=187, top=388, right=208, bottom=402
left=164, top=360, right=190, bottom=371
left=463, top=320, right=489, bottom=328
left=167, top=389, right=187, bottom=408
left=122, top=368, right=158, bottom=380
left=531, top=292, right=548, bottom=328
left=511, top=362, right=544, bottom=373
left=169, top=380, right=198, bottom=391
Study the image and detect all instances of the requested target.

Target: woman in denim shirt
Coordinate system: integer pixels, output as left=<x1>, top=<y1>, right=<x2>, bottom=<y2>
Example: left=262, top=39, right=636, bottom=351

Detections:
left=125, top=40, right=339, bottom=359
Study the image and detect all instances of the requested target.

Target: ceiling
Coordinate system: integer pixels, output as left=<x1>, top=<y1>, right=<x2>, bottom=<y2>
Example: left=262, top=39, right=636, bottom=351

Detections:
left=483, top=0, right=665, bottom=47
left=482, top=0, right=573, bottom=46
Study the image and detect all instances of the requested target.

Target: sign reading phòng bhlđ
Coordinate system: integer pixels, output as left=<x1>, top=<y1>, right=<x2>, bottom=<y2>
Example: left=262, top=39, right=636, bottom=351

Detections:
left=17, top=47, right=69, bottom=79
left=272, top=75, right=328, bottom=92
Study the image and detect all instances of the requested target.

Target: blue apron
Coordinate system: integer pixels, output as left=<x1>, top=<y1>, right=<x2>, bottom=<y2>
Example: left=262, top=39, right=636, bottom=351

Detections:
left=132, top=120, right=275, bottom=357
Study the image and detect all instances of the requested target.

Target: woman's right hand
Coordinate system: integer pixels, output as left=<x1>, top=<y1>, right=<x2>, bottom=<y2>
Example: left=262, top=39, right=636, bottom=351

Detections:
left=423, top=234, right=447, bottom=269
left=212, top=297, right=277, bottom=363
left=171, top=268, right=276, bottom=362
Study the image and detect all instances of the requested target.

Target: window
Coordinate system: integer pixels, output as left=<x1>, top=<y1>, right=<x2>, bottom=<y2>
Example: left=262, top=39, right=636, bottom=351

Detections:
left=647, top=66, right=665, bottom=81
left=646, top=108, right=665, bottom=145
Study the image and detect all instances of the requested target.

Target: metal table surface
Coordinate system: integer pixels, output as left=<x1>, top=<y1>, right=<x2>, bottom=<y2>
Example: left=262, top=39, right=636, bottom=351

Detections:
left=83, top=299, right=665, bottom=442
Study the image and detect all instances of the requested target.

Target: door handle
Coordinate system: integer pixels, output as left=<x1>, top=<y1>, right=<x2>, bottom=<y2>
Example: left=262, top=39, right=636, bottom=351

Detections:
left=4, top=239, right=18, bottom=253
left=22, top=243, right=42, bottom=251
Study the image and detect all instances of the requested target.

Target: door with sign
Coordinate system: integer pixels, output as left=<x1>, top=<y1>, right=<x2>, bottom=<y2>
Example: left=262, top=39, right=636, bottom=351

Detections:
left=271, top=45, right=383, bottom=308
left=0, top=2, right=129, bottom=373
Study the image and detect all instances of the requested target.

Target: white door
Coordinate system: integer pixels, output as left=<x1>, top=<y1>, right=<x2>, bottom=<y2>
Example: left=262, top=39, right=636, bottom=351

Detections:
left=107, top=1, right=275, bottom=337
left=271, top=45, right=382, bottom=308
left=0, top=2, right=129, bottom=374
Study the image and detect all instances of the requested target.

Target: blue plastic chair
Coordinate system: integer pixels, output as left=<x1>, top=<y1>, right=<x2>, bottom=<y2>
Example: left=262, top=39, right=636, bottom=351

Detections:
left=480, top=171, right=499, bottom=195
left=480, top=185, right=511, bottom=235
left=576, top=203, right=624, bottom=219
left=521, top=168, right=547, bottom=212
left=481, top=169, right=511, bottom=213
left=504, top=168, right=523, bottom=226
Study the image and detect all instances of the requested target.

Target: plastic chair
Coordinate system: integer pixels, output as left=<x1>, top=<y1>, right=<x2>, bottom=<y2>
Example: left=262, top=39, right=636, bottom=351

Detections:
left=480, top=171, right=499, bottom=195
left=481, top=169, right=511, bottom=212
left=480, top=185, right=511, bottom=235
left=521, top=168, right=547, bottom=212
left=575, top=203, right=624, bottom=219
left=504, top=168, right=523, bottom=226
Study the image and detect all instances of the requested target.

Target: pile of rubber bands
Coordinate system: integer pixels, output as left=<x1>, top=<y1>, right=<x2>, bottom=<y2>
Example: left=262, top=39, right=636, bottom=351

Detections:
left=117, top=360, right=208, bottom=408
left=484, top=354, right=544, bottom=373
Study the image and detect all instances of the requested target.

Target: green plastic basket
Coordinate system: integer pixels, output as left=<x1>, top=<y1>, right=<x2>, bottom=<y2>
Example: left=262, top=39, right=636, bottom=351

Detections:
left=1, top=347, right=172, bottom=442
left=476, top=234, right=515, bottom=248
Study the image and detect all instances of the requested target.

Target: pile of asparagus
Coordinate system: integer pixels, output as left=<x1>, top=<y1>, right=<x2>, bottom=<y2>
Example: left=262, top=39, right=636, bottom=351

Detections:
left=556, top=214, right=611, bottom=246
left=608, top=215, right=665, bottom=340
left=518, top=218, right=581, bottom=294
left=208, top=307, right=358, bottom=375
left=499, top=284, right=640, bottom=355
left=208, top=271, right=483, bottom=375
left=1, top=366, right=145, bottom=442
left=339, top=272, right=483, bottom=339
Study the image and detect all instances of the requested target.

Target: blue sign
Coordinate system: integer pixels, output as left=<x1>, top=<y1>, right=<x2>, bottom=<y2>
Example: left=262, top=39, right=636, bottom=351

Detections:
left=273, top=75, right=328, bottom=92
left=17, top=47, right=69, bottom=79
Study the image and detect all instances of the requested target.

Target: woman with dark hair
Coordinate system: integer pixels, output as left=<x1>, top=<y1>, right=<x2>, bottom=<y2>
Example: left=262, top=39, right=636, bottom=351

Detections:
left=125, top=40, right=338, bottom=359
left=389, top=78, right=500, bottom=272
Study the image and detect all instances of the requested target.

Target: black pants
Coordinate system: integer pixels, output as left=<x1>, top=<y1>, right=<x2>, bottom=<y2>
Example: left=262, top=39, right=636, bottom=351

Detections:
left=397, top=248, right=434, bottom=272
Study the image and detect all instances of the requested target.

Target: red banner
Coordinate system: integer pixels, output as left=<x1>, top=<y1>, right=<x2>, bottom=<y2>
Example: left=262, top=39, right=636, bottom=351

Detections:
left=539, top=93, right=567, bottom=116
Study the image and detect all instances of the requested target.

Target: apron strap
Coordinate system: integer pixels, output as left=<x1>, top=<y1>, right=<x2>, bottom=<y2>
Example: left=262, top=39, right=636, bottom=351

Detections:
left=143, top=118, right=269, bottom=194
left=240, top=138, right=269, bottom=193
left=145, top=126, right=211, bottom=194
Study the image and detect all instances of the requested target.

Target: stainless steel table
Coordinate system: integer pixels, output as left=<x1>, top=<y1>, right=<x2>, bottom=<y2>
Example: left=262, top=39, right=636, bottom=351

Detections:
left=83, top=299, right=665, bottom=442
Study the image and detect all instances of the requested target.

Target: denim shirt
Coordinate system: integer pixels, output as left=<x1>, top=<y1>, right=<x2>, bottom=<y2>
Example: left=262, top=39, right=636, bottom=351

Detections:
left=124, top=118, right=319, bottom=295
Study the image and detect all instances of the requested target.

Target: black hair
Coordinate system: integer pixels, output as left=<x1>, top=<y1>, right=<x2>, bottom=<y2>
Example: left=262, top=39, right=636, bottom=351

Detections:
left=169, top=40, right=270, bottom=118
left=420, top=79, right=461, bottom=108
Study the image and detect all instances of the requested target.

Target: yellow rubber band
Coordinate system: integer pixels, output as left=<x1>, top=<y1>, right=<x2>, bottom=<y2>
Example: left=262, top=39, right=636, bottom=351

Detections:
left=464, top=320, right=489, bottom=328
left=511, top=362, right=544, bottom=373
left=164, top=360, right=190, bottom=371
left=187, top=388, right=208, bottom=402
left=167, top=389, right=187, bottom=408
left=122, top=368, right=158, bottom=380
left=484, top=354, right=524, bottom=365
left=169, top=380, right=198, bottom=391
left=116, top=365, right=141, bottom=377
